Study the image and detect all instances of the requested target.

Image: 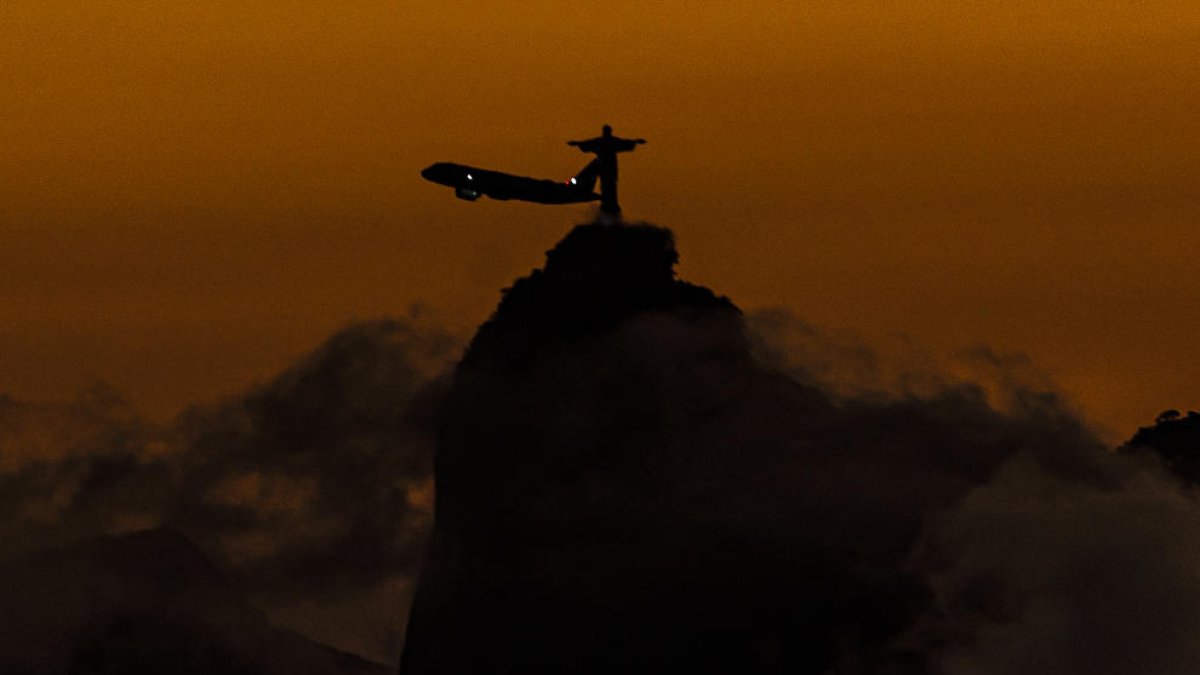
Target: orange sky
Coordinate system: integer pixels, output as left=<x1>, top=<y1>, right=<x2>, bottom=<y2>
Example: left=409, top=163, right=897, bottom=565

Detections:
left=2, top=1, right=1197, bottom=439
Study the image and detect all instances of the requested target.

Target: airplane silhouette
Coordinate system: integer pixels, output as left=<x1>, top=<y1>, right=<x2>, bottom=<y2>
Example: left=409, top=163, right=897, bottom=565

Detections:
left=421, top=125, right=644, bottom=217
left=420, top=159, right=601, bottom=205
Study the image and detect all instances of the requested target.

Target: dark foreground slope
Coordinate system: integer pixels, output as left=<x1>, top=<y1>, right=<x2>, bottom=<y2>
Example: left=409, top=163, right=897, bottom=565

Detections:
left=401, top=224, right=955, bottom=673
left=0, top=529, right=387, bottom=675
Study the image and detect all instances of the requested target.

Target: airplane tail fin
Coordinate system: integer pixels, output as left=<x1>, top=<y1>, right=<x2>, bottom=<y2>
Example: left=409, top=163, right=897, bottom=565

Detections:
left=572, top=159, right=600, bottom=191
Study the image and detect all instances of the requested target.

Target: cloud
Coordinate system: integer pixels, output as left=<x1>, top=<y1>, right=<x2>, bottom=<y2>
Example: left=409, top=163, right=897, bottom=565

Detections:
left=0, top=383, right=171, bottom=554
left=745, top=310, right=1200, bottom=674
left=0, top=316, right=457, bottom=665
left=166, top=318, right=453, bottom=594
left=743, top=313, right=1200, bottom=674
left=921, top=453, right=1200, bottom=675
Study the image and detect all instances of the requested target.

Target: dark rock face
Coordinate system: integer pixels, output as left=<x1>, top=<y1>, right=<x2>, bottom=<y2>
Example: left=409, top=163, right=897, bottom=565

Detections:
left=0, top=529, right=387, bottom=675
left=399, top=225, right=914, bottom=673
left=462, top=223, right=731, bottom=367
left=399, top=223, right=1119, bottom=673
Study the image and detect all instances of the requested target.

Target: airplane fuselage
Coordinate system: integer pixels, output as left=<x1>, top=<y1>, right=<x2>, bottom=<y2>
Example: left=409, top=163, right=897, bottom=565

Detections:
left=421, top=163, right=599, bottom=205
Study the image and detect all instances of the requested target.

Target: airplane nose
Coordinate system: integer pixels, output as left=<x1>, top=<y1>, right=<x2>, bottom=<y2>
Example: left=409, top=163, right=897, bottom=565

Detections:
left=420, top=165, right=436, bottom=181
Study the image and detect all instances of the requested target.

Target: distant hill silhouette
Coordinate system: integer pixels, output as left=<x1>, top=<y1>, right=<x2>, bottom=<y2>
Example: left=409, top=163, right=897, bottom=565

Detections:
left=0, top=529, right=387, bottom=675
left=1121, top=410, right=1200, bottom=485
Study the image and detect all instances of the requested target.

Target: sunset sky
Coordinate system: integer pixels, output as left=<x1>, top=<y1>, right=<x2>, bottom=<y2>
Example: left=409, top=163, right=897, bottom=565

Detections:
left=3, top=1, right=1197, bottom=439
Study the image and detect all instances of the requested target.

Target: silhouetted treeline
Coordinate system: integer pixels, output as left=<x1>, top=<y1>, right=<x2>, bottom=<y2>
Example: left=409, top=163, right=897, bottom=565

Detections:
left=1122, top=410, right=1200, bottom=485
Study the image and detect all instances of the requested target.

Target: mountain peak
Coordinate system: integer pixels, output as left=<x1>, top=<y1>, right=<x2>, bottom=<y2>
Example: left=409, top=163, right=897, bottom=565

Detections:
left=464, top=223, right=736, bottom=368
left=402, top=224, right=838, bottom=673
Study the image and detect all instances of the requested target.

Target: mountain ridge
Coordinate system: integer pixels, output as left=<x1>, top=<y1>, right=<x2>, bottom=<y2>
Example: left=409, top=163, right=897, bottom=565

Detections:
left=0, top=528, right=388, bottom=675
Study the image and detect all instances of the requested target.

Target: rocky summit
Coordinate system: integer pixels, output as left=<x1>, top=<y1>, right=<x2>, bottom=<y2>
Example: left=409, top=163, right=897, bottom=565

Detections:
left=399, top=224, right=881, bottom=674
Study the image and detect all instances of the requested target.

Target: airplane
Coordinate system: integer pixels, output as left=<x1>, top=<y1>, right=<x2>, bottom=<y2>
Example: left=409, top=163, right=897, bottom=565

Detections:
left=420, top=159, right=601, bottom=205
left=421, top=125, right=645, bottom=217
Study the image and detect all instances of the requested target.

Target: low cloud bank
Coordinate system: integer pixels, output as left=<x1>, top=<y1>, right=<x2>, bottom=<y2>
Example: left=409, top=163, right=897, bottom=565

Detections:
left=0, top=317, right=456, bottom=664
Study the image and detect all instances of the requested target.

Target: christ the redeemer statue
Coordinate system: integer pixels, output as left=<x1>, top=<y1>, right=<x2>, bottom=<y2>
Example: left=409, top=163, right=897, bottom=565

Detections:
left=568, top=125, right=645, bottom=218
